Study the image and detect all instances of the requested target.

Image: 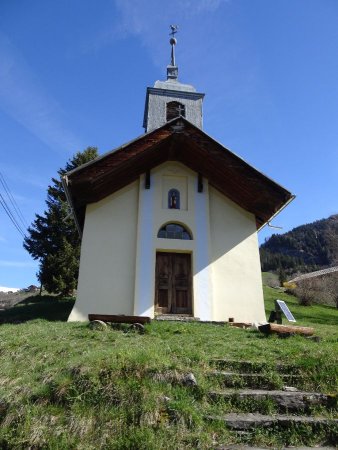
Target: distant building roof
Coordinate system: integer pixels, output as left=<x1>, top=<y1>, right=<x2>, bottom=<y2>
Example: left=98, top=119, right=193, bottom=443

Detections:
left=289, top=266, right=338, bottom=282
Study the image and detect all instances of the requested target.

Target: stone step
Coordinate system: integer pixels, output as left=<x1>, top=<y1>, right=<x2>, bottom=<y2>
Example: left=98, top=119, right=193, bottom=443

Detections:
left=206, top=412, right=338, bottom=431
left=211, top=359, right=301, bottom=375
left=208, top=371, right=302, bottom=389
left=208, top=389, right=337, bottom=412
left=215, top=446, right=336, bottom=450
left=155, top=314, right=200, bottom=322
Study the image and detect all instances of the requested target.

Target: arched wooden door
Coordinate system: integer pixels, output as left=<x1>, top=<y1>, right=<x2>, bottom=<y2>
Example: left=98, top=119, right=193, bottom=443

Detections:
left=155, top=252, right=192, bottom=315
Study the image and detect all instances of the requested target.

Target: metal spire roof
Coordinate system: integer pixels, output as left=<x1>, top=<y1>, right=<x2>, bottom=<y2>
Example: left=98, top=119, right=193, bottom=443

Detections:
left=167, top=25, right=179, bottom=81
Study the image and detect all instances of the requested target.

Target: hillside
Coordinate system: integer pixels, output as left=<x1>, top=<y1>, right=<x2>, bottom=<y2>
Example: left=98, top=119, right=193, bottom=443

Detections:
left=260, top=214, right=338, bottom=273
left=0, top=292, right=337, bottom=448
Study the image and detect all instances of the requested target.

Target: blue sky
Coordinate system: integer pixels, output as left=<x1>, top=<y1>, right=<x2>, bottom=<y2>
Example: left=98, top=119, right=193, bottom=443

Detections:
left=0, top=0, right=337, bottom=288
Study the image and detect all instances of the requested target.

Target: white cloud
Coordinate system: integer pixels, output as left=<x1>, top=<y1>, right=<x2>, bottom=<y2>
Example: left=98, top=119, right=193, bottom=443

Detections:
left=113, top=0, right=217, bottom=44
left=82, top=0, right=230, bottom=62
left=0, top=260, right=36, bottom=268
left=0, top=32, right=84, bottom=154
left=1, top=163, right=47, bottom=191
left=115, top=0, right=229, bottom=29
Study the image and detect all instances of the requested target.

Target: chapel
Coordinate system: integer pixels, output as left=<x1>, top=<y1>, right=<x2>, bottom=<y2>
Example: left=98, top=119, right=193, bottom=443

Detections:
left=64, top=30, right=294, bottom=323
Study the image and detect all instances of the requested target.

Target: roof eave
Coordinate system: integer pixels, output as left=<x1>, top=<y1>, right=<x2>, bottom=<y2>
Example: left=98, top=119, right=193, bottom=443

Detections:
left=64, top=117, right=294, bottom=233
left=257, top=194, right=296, bottom=232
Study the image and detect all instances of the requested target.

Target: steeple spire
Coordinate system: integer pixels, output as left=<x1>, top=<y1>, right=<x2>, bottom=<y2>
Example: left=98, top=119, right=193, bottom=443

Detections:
left=143, top=25, right=205, bottom=132
left=167, top=25, right=178, bottom=80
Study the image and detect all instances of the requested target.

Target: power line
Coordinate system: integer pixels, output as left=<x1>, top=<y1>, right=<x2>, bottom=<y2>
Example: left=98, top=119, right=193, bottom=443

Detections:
left=0, top=192, right=26, bottom=237
left=0, top=172, right=28, bottom=230
left=0, top=193, right=26, bottom=238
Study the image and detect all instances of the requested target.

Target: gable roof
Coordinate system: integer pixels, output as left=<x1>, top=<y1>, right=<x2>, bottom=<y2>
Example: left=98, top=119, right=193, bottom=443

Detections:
left=63, top=117, right=294, bottom=234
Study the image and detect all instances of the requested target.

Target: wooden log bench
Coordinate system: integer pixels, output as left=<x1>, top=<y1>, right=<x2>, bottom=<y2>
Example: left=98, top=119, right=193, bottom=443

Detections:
left=88, top=314, right=151, bottom=333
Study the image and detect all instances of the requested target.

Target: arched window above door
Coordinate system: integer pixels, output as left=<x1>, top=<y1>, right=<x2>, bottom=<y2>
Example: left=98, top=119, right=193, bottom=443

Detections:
left=166, top=101, right=186, bottom=121
left=157, top=223, right=192, bottom=240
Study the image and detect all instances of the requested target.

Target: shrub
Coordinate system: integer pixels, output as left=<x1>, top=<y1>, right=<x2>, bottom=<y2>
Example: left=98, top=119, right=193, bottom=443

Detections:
left=294, top=274, right=338, bottom=307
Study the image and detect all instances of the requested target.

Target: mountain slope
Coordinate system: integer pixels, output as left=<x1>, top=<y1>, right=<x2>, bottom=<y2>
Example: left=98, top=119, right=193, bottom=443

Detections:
left=260, top=214, right=338, bottom=273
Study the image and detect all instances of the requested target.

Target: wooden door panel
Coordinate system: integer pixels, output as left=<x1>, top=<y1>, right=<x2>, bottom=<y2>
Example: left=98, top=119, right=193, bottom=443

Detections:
left=155, top=252, right=171, bottom=313
left=175, top=290, right=188, bottom=309
left=172, top=253, right=191, bottom=313
left=158, top=289, right=169, bottom=308
left=155, top=252, right=192, bottom=315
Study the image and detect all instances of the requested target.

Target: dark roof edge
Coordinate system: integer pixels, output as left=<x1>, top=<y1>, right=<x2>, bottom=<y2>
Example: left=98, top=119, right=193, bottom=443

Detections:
left=177, top=118, right=294, bottom=196
left=62, top=175, right=82, bottom=237
left=66, top=115, right=293, bottom=199
left=65, top=117, right=182, bottom=178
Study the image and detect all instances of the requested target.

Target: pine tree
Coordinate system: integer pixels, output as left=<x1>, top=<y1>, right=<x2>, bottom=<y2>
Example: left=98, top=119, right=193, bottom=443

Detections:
left=24, top=147, right=98, bottom=295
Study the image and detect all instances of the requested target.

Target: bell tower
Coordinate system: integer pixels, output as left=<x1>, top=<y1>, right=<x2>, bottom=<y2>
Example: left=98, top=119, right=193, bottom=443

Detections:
left=143, top=25, right=205, bottom=133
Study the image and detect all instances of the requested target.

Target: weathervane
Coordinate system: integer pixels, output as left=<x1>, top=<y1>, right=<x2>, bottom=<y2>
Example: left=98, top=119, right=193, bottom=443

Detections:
left=170, top=24, right=178, bottom=37
left=169, top=24, right=178, bottom=66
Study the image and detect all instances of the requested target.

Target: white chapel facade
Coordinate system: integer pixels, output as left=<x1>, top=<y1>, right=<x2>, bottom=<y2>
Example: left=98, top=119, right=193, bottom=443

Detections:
left=64, top=33, right=293, bottom=323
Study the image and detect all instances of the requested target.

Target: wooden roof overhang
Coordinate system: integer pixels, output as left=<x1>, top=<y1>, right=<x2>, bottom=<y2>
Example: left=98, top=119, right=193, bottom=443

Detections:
left=63, top=118, right=294, bottom=234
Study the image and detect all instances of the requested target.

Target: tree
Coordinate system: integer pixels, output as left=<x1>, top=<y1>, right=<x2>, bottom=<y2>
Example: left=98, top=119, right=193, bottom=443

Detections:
left=24, top=147, right=98, bottom=295
left=278, top=266, right=286, bottom=287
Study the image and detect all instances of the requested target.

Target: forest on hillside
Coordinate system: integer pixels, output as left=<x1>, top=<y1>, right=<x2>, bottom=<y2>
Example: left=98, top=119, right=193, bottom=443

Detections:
left=260, top=214, right=338, bottom=275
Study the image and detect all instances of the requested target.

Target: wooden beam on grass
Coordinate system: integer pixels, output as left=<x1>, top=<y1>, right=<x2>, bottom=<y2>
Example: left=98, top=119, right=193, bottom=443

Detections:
left=258, top=323, right=314, bottom=336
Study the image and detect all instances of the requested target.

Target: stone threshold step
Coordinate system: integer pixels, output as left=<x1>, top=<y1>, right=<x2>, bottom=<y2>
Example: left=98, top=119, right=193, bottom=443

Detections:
left=155, top=315, right=200, bottom=322
left=206, top=412, right=338, bottom=430
left=208, top=389, right=336, bottom=411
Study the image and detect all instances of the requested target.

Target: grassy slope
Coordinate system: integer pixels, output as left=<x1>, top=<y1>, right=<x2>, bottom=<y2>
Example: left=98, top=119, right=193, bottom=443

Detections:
left=0, top=290, right=337, bottom=449
left=263, top=285, right=338, bottom=329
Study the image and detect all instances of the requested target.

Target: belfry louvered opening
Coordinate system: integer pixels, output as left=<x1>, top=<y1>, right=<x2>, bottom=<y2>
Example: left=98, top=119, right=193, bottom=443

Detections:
left=166, top=101, right=186, bottom=121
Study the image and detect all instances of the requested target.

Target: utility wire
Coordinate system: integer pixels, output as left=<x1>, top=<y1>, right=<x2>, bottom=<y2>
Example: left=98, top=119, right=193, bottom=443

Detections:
left=0, top=192, right=26, bottom=237
left=0, top=193, right=26, bottom=238
left=0, top=172, right=28, bottom=230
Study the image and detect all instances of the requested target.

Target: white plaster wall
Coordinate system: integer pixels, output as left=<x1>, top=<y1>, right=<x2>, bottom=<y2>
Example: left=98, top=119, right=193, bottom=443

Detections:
left=134, top=161, right=211, bottom=320
left=147, top=162, right=211, bottom=320
left=134, top=162, right=200, bottom=317
left=209, top=187, right=266, bottom=323
left=68, top=182, right=139, bottom=321
left=69, top=161, right=265, bottom=324
left=133, top=174, right=155, bottom=317
left=193, top=180, right=213, bottom=321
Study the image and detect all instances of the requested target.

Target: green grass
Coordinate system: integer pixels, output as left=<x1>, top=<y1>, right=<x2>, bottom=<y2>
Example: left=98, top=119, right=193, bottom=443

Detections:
left=264, top=285, right=338, bottom=328
left=262, top=271, right=279, bottom=287
left=0, top=288, right=337, bottom=448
